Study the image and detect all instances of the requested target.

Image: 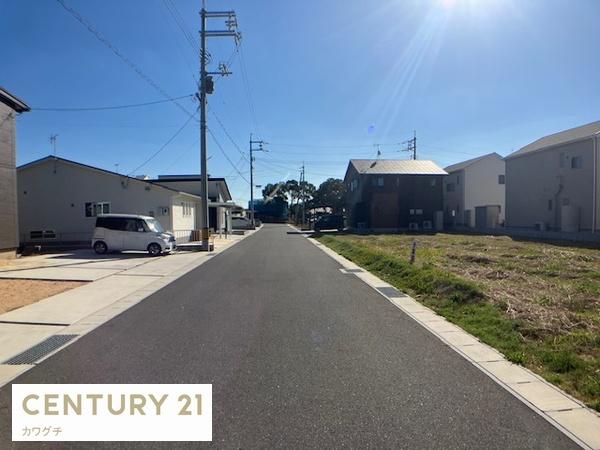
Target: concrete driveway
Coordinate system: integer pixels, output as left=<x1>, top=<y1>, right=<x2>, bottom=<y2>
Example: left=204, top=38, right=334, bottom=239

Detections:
left=0, top=249, right=172, bottom=281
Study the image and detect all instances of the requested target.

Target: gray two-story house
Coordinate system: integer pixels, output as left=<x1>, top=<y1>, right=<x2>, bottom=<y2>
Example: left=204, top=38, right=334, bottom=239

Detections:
left=344, top=159, right=447, bottom=231
left=505, top=121, right=600, bottom=233
left=0, top=87, right=29, bottom=258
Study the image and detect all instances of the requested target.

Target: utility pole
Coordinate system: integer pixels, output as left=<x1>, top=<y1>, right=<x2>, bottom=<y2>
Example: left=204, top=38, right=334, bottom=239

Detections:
left=249, top=134, right=266, bottom=228
left=300, top=162, right=306, bottom=227
left=401, top=131, right=417, bottom=160
left=198, top=3, right=239, bottom=250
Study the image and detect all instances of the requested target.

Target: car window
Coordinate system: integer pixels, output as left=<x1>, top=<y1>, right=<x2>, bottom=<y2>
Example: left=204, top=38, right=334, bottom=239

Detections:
left=123, top=219, right=138, bottom=232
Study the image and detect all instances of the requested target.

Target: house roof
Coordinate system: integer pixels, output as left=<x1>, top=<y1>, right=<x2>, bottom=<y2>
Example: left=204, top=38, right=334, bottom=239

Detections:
left=153, top=175, right=232, bottom=201
left=348, top=159, right=447, bottom=176
left=17, top=156, right=202, bottom=200
left=0, top=87, right=30, bottom=113
left=444, top=152, right=503, bottom=173
left=506, top=120, right=600, bottom=160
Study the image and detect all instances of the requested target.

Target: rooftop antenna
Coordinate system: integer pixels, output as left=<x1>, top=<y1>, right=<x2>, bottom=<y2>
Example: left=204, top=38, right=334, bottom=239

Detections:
left=50, top=134, right=58, bottom=157
left=115, top=163, right=120, bottom=174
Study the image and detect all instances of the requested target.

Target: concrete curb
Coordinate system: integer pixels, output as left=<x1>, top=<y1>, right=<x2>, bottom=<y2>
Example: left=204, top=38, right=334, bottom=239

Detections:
left=297, top=226, right=600, bottom=450
left=0, top=228, right=259, bottom=388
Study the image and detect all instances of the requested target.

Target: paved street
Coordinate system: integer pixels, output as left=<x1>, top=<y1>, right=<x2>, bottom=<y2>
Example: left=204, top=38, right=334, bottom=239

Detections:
left=0, top=224, right=578, bottom=449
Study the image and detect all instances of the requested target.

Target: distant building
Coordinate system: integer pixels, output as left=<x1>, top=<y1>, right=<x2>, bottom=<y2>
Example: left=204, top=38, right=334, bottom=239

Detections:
left=151, top=175, right=234, bottom=233
left=249, top=198, right=288, bottom=223
left=444, top=153, right=505, bottom=228
left=344, top=159, right=447, bottom=231
left=505, top=121, right=600, bottom=232
left=0, top=87, right=29, bottom=258
left=18, top=156, right=202, bottom=245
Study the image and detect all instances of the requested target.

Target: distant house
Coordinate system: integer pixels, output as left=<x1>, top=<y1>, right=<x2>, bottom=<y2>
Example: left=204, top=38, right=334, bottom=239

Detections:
left=18, top=156, right=202, bottom=245
left=151, top=175, right=234, bottom=233
left=344, top=159, right=447, bottom=231
left=0, top=87, right=29, bottom=258
left=505, top=121, right=600, bottom=232
left=443, top=153, right=505, bottom=228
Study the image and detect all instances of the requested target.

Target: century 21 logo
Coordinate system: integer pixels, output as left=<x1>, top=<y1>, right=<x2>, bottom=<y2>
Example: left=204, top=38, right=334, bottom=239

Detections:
left=21, top=393, right=203, bottom=416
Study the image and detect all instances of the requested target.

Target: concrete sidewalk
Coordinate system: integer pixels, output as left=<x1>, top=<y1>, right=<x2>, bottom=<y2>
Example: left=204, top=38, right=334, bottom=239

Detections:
left=0, top=230, right=254, bottom=386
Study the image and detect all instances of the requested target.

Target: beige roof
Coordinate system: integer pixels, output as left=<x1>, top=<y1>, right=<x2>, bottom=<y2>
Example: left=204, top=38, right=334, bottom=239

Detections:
left=349, top=159, right=447, bottom=175
left=444, top=152, right=502, bottom=173
left=506, top=120, right=600, bottom=160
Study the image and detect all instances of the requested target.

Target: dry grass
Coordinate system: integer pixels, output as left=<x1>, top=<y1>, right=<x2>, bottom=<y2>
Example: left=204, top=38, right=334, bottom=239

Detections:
left=335, top=233, right=600, bottom=337
left=317, top=232, right=600, bottom=410
left=0, top=279, right=86, bottom=315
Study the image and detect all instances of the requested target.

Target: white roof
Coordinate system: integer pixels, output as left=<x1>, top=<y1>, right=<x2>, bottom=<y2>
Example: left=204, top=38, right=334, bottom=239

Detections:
left=444, top=153, right=502, bottom=173
left=506, top=120, right=600, bottom=160
left=349, top=159, right=447, bottom=175
left=97, top=213, right=155, bottom=220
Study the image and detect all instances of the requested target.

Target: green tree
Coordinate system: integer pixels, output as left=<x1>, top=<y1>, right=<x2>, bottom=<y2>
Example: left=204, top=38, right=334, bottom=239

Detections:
left=262, top=182, right=288, bottom=202
left=313, top=178, right=346, bottom=213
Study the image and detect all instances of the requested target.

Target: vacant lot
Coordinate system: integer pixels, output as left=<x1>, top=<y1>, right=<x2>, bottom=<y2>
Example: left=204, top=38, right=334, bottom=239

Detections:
left=317, top=232, right=600, bottom=411
left=0, top=279, right=86, bottom=315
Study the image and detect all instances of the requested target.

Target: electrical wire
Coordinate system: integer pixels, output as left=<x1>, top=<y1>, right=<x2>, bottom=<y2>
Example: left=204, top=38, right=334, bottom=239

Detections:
left=208, top=107, right=248, bottom=162
left=127, top=109, right=199, bottom=176
left=162, top=0, right=201, bottom=57
left=32, top=95, right=195, bottom=112
left=56, top=0, right=195, bottom=119
left=207, top=127, right=250, bottom=184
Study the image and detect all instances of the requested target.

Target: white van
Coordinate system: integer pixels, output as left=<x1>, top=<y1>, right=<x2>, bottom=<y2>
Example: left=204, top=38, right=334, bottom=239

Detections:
left=92, top=214, right=176, bottom=256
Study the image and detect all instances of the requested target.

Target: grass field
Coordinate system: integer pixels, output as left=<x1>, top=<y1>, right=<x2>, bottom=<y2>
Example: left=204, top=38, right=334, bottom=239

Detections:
left=316, top=232, right=600, bottom=411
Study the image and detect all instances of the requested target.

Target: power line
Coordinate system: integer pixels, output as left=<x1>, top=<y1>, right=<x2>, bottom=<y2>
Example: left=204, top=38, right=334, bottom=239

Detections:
left=162, top=0, right=201, bottom=57
left=208, top=107, right=248, bottom=161
left=207, top=127, right=250, bottom=184
left=32, top=95, right=194, bottom=112
left=56, top=0, right=195, bottom=119
left=127, top=109, right=198, bottom=176
left=237, top=42, right=260, bottom=133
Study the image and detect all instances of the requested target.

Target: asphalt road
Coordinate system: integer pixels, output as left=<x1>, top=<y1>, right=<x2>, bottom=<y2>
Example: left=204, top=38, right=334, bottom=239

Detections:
left=0, top=224, right=578, bottom=449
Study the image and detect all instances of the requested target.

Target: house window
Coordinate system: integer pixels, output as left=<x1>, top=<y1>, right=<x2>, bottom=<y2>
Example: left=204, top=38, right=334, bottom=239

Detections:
left=409, top=209, right=415, bottom=215
left=182, top=202, right=193, bottom=216
left=85, top=202, right=110, bottom=217
left=350, top=179, right=358, bottom=192
left=571, top=156, right=582, bottom=169
left=30, top=230, right=56, bottom=240
left=415, top=209, right=423, bottom=215
left=430, top=179, right=436, bottom=187
left=498, top=175, right=505, bottom=185
left=372, top=177, right=384, bottom=187
left=456, top=174, right=460, bottom=185
left=446, top=183, right=455, bottom=192
left=562, top=198, right=570, bottom=206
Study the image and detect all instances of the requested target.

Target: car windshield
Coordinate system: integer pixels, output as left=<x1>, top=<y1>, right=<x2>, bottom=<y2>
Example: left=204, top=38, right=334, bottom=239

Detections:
left=145, top=218, right=164, bottom=233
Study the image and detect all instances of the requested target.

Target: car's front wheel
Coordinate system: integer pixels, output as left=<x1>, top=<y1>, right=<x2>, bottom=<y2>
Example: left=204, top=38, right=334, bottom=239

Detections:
left=147, top=243, right=162, bottom=256
left=93, top=241, right=108, bottom=254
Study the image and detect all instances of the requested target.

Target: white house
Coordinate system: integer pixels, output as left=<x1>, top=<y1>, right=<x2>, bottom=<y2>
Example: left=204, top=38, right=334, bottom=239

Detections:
left=150, top=174, right=234, bottom=234
left=443, top=152, right=505, bottom=228
left=17, top=156, right=201, bottom=245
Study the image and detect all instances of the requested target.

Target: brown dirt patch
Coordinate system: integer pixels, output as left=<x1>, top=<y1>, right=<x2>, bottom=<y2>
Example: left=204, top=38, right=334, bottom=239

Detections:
left=0, top=279, right=87, bottom=315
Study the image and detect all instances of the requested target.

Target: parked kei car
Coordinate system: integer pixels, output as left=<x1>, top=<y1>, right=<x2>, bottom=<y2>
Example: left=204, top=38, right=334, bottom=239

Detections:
left=92, top=214, right=176, bottom=256
left=313, top=214, right=345, bottom=232
left=231, top=216, right=253, bottom=230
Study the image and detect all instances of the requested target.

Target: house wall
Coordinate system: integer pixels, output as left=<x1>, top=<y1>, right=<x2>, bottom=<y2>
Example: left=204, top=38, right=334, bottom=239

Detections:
left=443, top=170, right=465, bottom=226
left=506, top=138, right=596, bottom=231
left=346, top=172, right=444, bottom=229
left=17, top=159, right=196, bottom=243
left=344, top=165, right=365, bottom=228
left=464, top=156, right=506, bottom=227
left=0, top=103, right=18, bottom=256
left=153, top=179, right=229, bottom=232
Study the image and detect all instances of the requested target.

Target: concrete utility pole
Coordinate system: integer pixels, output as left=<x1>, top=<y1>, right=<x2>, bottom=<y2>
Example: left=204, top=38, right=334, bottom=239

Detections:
left=249, top=134, right=266, bottom=228
left=198, top=4, right=239, bottom=250
left=300, top=162, right=306, bottom=227
left=401, top=131, right=417, bottom=160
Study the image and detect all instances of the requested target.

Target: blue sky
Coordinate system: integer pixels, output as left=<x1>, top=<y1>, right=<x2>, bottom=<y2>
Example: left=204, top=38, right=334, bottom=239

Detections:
left=2, top=0, right=599, bottom=205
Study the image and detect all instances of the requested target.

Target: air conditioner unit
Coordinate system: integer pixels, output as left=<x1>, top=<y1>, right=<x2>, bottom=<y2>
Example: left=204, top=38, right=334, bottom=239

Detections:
left=408, top=222, right=419, bottom=231
left=534, top=221, right=546, bottom=231
left=422, top=221, right=433, bottom=230
left=158, top=207, right=170, bottom=216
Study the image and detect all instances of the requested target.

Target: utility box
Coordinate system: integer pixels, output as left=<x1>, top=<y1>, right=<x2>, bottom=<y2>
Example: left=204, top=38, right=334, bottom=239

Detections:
left=475, top=205, right=501, bottom=229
